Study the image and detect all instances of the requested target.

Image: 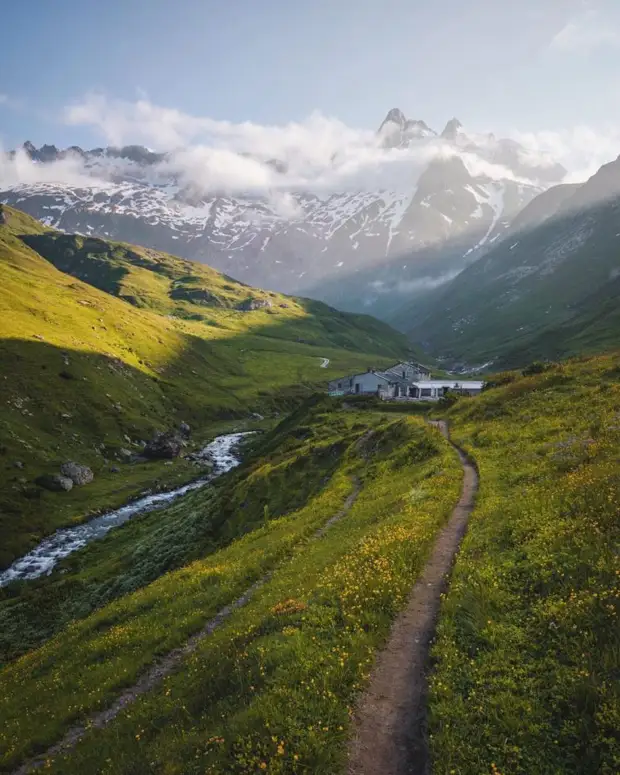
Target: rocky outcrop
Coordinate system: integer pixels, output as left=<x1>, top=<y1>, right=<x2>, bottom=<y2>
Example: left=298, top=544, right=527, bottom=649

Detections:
left=236, top=297, right=272, bottom=311
left=144, top=430, right=183, bottom=459
left=60, top=462, right=95, bottom=485
left=36, top=474, right=74, bottom=492
left=179, top=422, right=191, bottom=438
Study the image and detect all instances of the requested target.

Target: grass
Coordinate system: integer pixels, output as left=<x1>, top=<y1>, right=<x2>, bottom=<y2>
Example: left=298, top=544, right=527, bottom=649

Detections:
left=0, top=401, right=352, bottom=663
left=0, top=205, right=411, bottom=568
left=0, top=406, right=462, bottom=773
left=428, top=353, right=620, bottom=775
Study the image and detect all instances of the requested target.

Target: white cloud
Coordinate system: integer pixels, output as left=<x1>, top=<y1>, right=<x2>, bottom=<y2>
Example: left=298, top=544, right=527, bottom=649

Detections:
left=370, top=270, right=463, bottom=297
left=550, top=9, right=620, bottom=52
left=511, top=126, right=620, bottom=182
left=59, top=94, right=538, bottom=197
left=1, top=93, right=618, bottom=216
left=0, top=146, right=108, bottom=189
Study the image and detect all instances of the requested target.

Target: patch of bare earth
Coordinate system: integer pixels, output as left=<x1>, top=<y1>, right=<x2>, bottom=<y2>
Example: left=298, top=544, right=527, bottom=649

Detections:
left=348, top=420, right=478, bottom=775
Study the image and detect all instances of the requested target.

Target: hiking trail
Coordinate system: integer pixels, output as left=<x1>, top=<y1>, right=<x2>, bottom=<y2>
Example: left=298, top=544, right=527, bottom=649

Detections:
left=348, top=420, right=478, bottom=775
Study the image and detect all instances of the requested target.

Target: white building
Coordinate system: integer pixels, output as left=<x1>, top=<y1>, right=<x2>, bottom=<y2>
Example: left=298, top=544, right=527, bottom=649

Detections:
left=327, top=362, right=483, bottom=401
left=404, top=380, right=484, bottom=400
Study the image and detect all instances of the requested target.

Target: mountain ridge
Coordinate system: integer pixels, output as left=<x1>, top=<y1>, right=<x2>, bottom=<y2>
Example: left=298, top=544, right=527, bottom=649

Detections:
left=401, top=154, right=620, bottom=368
left=1, top=111, right=566, bottom=317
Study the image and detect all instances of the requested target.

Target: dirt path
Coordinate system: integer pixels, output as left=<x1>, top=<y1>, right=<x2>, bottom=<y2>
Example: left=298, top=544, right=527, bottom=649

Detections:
left=14, top=479, right=363, bottom=775
left=347, top=420, right=478, bottom=775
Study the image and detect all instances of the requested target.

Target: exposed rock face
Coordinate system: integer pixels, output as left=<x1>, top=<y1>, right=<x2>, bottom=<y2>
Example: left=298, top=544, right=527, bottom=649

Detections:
left=144, top=430, right=183, bottom=459
left=60, top=462, right=95, bottom=485
left=236, top=297, right=272, bottom=311
left=179, top=422, right=191, bottom=438
left=36, top=474, right=74, bottom=492
left=441, top=117, right=464, bottom=140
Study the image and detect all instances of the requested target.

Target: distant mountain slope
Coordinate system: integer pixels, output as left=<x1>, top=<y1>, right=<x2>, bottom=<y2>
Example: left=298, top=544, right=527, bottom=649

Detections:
left=403, top=156, right=620, bottom=368
left=0, top=205, right=410, bottom=568
left=0, top=110, right=564, bottom=317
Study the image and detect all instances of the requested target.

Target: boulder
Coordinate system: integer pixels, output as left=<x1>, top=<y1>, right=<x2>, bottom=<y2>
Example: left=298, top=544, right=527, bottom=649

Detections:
left=36, top=474, right=74, bottom=492
left=60, top=462, right=95, bottom=486
left=118, top=448, right=133, bottom=460
left=179, top=422, right=191, bottom=438
left=144, top=430, right=183, bottom=460
left=236, top=297, right=273, bottom=312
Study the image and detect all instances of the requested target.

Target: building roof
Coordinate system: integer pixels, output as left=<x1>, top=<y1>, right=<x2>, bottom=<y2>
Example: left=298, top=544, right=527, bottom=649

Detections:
left=412, top=380, right=484, bottom=389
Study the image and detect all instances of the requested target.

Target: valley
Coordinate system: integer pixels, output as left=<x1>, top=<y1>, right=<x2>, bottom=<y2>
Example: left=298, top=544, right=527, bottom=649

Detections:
left=3, top=5, right=620, bottom=772
left=0, top=201, right=618, bottom=775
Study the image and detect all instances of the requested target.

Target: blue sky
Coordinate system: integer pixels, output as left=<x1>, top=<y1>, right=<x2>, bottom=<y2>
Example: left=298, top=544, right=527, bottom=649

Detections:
left=2, top=0, right=620, bottom=173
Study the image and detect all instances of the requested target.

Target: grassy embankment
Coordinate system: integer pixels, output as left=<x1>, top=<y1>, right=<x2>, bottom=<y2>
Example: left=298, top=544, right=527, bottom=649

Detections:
left=0, top=403, right=462, bottom=773
left=429, top=355, right=620, bottom=775
left=0, top=205, right=411, bottom=568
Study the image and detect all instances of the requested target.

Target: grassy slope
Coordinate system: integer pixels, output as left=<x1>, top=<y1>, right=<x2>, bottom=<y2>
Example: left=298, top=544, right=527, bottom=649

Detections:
left=0, top=403, right=462, bottom=773
left=403, top=201, right=620, bottom=368
left=429, top=354, right=620, bottom=775
left=0, top=205, right=410, bottom=568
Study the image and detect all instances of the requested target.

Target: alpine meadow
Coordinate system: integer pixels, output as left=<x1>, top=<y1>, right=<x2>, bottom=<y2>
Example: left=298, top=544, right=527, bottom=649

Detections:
left=1, top=4, right=620, bottom=773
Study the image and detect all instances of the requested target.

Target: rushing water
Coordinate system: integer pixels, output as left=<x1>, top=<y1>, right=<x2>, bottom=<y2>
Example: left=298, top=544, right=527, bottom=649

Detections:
left=0, top=432, right=254, bottom=587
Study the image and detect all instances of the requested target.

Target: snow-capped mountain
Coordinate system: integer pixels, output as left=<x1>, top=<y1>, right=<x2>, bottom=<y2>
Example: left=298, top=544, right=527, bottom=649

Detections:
left=0, top=110, right=566, bottom=316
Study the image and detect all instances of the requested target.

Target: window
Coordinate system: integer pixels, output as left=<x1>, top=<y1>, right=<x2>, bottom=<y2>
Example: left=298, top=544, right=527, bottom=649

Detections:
left=421, top=388, right=432, bottom=397
left=355, top=383, right=360, bottom=394
left=338, top=382, right=342, bottom=389
left=402, top=370, right=406, bottom=378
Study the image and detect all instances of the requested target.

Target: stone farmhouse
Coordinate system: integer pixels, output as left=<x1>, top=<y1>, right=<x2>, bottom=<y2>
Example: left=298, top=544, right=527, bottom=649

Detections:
left=327, top=361, right=484, bottom=401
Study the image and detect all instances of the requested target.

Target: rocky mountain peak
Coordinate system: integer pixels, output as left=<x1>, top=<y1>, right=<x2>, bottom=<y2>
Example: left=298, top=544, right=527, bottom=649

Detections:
left=441, top=118, right=463, bottom=141
left=379, top=108, right=407, bottom=131
left=378, top=109, right=436, bottom=148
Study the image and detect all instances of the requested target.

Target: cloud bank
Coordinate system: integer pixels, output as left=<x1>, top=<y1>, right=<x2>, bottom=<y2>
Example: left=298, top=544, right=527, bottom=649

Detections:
left=0, top=93, right=619, bottom=213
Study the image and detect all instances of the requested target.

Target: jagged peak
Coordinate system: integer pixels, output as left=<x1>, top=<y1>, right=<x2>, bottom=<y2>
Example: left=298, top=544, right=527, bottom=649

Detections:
left=379, top=108, right=407, bottom=130
left=441, top=118, right=464, bottom=140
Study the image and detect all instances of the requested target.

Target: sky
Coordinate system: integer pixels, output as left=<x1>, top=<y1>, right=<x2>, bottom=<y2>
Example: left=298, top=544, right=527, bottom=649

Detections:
left=2, top=0, right=620, bottom=184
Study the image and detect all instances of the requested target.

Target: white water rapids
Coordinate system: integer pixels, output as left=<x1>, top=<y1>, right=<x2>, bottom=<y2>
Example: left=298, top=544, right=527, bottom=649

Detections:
left=0, top=432, right=254, bottom=587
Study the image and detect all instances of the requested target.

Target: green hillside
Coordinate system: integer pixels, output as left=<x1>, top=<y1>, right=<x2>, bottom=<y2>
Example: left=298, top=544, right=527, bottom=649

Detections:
left=1, top=353, right=619, bottom=774
left=428, top=354, right=620, bottom=774
left=0, top=205, right=410, bottom=568
left=401, top=165, right=620, bottom=369
left=0, top=401, right=461, bottom=773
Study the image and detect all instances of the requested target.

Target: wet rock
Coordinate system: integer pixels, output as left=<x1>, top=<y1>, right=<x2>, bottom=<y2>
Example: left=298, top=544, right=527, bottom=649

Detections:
left=144, top=430, right=183, bottom=460
left=179, top=422, right=191, bottom=438
left=118, top=448, right=133, bottom=460
left=36, top=474, right=74, bottom=492
left=60, top=462, right=94, bottom=486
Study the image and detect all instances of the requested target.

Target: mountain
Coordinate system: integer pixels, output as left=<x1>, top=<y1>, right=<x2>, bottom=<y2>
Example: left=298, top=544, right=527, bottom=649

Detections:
left=0, top=111, right=565, bottom=317
left=0, top=204, right=410, bottom=568
left=402, top=155, right=620, bottom=369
